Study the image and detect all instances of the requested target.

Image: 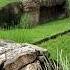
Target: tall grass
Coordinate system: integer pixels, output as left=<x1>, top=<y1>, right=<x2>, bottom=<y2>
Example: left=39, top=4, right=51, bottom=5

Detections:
left=0, top=18, right=70, bottom=43
left=39, top=33, right=70, bottom=70
left=20, top=13, right=34, bottom=29
left=56, top=49, right=69, bottom=70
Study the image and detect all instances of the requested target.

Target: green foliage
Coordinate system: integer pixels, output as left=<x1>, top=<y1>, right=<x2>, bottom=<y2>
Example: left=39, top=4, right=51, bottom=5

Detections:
left=39, top=33, right=70, bottom=69
left=0, top=0, right=34, bottom=29
left=0, top=18, right=70, bottom=43
left=20, top=13, right=33, bottom=29
left=0, top=0, right=17, bottom=7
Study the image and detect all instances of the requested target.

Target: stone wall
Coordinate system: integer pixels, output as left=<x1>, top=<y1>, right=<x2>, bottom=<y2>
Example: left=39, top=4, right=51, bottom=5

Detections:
left=40, top=0, right=66, bottom=7
left=21, top=0, right=69, bottom=25
left=22, top=0, right=40, bottom=26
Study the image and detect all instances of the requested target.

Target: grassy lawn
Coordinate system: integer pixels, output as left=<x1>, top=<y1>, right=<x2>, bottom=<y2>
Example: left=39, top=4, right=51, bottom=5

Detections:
left=38, top=33, right=70, bottom=69
left=0, top=18, right=70, bottom=43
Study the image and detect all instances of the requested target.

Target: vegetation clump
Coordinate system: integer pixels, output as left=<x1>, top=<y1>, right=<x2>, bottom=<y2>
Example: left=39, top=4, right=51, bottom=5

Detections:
left=0, top=1, right=24, bottom=29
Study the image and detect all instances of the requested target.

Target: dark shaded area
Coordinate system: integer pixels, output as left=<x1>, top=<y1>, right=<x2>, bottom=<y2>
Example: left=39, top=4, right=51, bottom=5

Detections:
left=39, top=1, right=68, bottom=22
left=0, top=61, right=5, bottom=70
left=0, top=1, right=24, bottom=29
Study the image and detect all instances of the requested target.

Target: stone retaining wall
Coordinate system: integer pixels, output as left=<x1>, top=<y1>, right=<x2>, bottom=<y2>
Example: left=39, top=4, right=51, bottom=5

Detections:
left=21, top=0, right=69, bottom=25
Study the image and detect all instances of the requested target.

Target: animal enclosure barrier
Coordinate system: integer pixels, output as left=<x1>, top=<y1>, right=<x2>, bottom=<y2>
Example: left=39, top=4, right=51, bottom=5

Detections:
left=0, top=0, right=69, bottom=28
left=39, top=3, right=67, bottom=22
left=23, top=0, right=69, bottom=24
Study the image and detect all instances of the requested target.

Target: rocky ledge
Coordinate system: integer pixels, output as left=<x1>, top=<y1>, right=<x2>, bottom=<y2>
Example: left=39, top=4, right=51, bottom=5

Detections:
left=0, top=40, right=62, bottom=70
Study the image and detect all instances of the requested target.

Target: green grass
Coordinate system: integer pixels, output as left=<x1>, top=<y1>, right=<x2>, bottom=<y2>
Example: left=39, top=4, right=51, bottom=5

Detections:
left=0, top=0, right=70, bottom=43
left=38, top=33, right=70, bottom=69
left=0, top=18, right=70, bottom=43
left=0, top=0, right=17, bottom=7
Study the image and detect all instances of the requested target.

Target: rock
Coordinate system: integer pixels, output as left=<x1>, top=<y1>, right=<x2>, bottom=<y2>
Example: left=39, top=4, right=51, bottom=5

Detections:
left=21, top=0, right=68, bottom=26
left=21, top=60, right=42, bottom=70
left=0, top=40, right=61, bottom=70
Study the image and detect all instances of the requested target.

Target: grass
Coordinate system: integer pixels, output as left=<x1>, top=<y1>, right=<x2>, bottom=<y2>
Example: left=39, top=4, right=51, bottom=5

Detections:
left=0, top=18, right=70, bottom=43
left=0, top=0, right=70, bottom=43
left=0, top=0, right=17, bottom=7
left=38, top=33, right=70, bottom=69
left=59, top=49, right=69, bottom=70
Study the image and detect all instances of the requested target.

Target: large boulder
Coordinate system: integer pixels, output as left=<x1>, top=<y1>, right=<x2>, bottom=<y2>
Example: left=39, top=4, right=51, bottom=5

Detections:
left=0, top=40, right=62, bottom=70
